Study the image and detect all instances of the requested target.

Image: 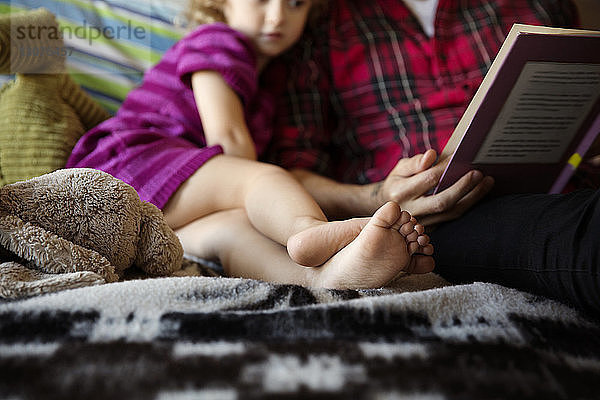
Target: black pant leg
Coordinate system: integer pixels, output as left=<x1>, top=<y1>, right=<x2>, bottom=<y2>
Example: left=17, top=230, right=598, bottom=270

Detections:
left=430, top=189, right=600, bottom=316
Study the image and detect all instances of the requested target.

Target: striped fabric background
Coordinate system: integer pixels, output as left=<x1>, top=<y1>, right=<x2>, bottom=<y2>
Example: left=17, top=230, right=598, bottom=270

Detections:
left=0, top=0, right=187, bottom=114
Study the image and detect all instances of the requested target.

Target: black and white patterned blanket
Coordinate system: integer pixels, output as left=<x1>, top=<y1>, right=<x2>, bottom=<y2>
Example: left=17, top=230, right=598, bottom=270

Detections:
left=1, top=274, right=599, bottom=399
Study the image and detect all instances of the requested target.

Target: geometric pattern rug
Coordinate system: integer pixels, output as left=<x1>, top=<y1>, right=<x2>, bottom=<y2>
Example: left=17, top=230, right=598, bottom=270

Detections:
left=1, top=275, right=600, bottom=399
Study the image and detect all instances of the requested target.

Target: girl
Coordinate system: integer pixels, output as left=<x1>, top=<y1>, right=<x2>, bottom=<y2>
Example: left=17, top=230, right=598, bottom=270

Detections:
left=67, top=0, right=435, bottom=288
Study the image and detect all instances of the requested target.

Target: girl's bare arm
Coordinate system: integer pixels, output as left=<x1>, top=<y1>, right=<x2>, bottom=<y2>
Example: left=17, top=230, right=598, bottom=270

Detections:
left=191, top=70, right=257, bottom=160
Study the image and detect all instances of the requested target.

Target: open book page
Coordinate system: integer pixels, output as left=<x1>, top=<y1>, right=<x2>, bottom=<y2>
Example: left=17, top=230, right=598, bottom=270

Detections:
left=435, top=24, right=600, bottom=196
left=473, top=62, right=600, bottom=164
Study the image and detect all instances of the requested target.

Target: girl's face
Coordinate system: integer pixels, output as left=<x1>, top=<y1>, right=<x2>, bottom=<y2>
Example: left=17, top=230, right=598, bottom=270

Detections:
left=223, top=0, right=312, bottom=68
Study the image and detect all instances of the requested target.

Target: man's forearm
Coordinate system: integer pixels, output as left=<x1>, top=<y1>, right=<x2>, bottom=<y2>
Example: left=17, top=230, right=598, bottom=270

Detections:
left=290, top=169, right=377, bottom=219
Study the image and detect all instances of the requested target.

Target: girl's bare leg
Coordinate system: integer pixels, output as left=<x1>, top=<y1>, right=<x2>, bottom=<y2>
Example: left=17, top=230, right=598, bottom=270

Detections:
left=176, top=202, right=435, bottom=289
left=164, top=155, right=432, bottom=267
left=176, top=209, right=315, bottom=284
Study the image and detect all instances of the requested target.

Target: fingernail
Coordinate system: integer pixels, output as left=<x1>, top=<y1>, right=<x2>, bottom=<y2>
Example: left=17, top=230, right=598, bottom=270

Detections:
left=471, top=170, right=483, bottom=181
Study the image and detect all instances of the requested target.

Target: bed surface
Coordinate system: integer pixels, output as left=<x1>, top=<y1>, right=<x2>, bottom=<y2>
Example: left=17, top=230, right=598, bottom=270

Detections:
left=2, top=275, right=600, bottom=399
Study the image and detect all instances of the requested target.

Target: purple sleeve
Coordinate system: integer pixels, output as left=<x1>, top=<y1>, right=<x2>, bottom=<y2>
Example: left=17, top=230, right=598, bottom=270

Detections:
left=175, top=23, right=258, bottom=105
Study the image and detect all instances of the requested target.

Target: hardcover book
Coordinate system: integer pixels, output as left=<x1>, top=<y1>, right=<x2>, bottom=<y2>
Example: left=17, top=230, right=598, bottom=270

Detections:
left=434, top=24, right=600, bottom=196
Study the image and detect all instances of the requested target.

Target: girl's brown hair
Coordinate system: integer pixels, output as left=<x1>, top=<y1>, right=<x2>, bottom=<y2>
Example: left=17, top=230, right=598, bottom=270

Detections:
left=186, top=0, right=328, bottom=28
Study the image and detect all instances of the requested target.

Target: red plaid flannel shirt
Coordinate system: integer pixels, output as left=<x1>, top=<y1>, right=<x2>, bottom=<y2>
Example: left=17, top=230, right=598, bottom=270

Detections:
left=262, top=0, right=578, bottom=184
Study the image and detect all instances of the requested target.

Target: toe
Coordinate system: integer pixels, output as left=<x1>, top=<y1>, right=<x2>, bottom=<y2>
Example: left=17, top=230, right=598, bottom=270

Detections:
left=398, top=210, right=412, bottom=225
left=414, top=224, right=425, bottom=235
left=409, top=255, right=435, bottom=274
left=408, top=241, right=421, bottom=254
left=405, top=230, right=419, bottom=242
left=417, top=234, right=429, bottom=246
left=420, top=243, right=434, bottom=256
left=372, top=201, right=402, bottom=228
left=389, top=207, right=410, bottom=231
left=399, top=222, right=416, bottom=236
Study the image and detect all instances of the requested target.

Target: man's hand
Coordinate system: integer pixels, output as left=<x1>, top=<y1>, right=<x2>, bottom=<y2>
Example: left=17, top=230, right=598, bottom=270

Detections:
left=368, top=149, right=494, bottom=227
left=290, top=149, right=493, bottom=226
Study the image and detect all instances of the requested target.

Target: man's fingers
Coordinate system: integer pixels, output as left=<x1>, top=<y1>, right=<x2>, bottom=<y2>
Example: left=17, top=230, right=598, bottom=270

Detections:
left=411, top=170, right=486, bottom=217
left=390, top=149, right=438, bottom=177
left=386, top=169, right=439, bottom=203
left=418, top=149, right=438, bottom=171
left=586, top=155, right=600, bottom=167
left=394, top=160, right=454, bottom=202
left=449, top=175, right=495, bottom=216
left=383, top=152, right=489, bottom=222
left=418, top=175, right=494, bottom=226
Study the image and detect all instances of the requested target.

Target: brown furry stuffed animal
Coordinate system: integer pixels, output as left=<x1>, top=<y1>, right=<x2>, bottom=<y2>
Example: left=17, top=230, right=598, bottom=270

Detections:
left=0, top=168, right=184, bottom=297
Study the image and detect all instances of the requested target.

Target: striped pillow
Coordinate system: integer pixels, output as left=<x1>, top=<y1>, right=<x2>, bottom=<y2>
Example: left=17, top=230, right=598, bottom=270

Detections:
left=0, top=0, right=187, bottom=114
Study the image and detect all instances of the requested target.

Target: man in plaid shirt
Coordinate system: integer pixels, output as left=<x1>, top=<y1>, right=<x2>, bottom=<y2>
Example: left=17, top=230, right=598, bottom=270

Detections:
left=263, top=0, right=600, bottom=315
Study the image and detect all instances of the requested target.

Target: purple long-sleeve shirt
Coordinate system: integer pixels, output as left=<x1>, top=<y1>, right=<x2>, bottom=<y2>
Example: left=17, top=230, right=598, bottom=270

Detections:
left=66, top=23, right=275, bottom=209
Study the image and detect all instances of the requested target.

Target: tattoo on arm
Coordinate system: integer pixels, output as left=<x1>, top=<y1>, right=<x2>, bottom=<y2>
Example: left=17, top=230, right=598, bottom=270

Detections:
left=371, top=182, right=381, bottom=199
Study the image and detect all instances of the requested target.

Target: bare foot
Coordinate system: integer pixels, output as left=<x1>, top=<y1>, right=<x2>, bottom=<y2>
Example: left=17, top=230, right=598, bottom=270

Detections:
left=306, top=202, right=435, bottom=289
left=287, top=205, right=433, bottom=268
left=287, top=218, right=370, bottom=267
